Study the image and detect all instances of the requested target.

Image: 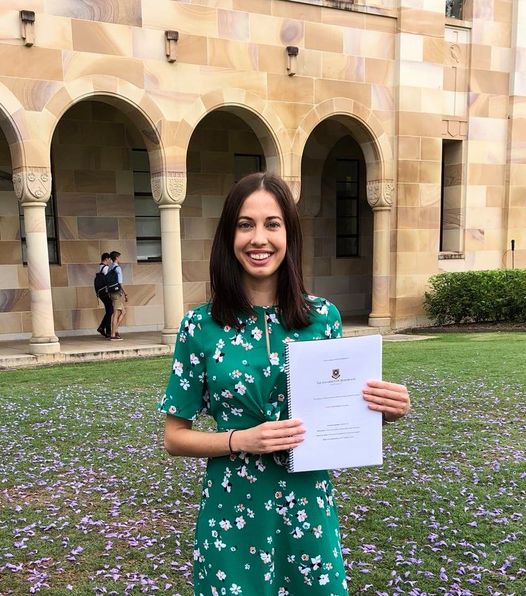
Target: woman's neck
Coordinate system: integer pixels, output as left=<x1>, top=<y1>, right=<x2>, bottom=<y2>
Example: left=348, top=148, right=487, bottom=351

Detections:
left=243, top=277, right=277, bottom=307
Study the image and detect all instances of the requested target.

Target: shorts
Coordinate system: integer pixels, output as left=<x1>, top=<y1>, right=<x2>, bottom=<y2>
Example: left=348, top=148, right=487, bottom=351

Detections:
left=110, top=292, right=125, bottom=312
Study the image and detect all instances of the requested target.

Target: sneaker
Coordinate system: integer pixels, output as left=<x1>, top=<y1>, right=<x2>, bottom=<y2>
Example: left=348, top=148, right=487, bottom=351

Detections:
left=110, top=336, right=123, bottom=341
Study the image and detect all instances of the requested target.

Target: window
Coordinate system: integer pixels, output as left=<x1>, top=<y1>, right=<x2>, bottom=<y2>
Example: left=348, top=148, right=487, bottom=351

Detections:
left=17, top=168, right=60, bottom=265
left=440, top=140, right=464, bottom=254
left=336, top=159, right=359, bottom=258
left=234, top=154, right=263, bottom=182
left=446, top=0, right=465, bottom=19
left=133, top=149, right=161, bottom=262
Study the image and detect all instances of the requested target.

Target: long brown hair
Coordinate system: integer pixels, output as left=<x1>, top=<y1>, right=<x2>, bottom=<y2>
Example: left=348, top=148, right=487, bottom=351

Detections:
left=210, top=172, right=310, bottom=329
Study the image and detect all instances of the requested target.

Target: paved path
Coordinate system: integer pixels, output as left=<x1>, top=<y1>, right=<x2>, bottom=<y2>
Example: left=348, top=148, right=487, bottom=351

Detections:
left=0, top=325, right=436, bottom=370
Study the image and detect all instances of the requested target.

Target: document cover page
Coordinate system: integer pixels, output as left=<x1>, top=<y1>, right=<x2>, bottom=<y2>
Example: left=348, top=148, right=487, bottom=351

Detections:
left=286, top=334, right=383, bottom=472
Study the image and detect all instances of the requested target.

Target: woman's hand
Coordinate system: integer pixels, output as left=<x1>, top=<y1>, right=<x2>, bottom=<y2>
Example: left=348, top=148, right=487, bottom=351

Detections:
left=362, top=380, right=410, bottom=422
left=231, top=419, right=305, bottom=454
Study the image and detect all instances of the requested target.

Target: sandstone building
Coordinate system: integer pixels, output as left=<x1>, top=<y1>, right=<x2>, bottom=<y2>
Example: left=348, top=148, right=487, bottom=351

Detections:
left=0, top=0, right=524, bottom=354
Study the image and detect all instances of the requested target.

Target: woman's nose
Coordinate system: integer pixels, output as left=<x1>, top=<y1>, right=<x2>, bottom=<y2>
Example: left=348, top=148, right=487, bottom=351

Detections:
left=250, top=224, right=268, bottom=245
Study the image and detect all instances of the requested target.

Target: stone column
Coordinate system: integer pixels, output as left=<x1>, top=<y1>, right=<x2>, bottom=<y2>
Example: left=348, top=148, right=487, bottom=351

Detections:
left=366, top=180, right=394, bottom=328
left=13, top=167, right=60, bottom=354
left=152, top=171, right=187, bottom=347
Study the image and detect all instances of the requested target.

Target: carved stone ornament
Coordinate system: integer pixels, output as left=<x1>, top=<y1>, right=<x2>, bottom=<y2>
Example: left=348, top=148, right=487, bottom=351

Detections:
left=366, top=179, right=394, bottom=209
left=13, top=167, right=52, bottom=204
left=283, top=176, right=301, bottom=204
left=151, top=171, right=187, bottom=205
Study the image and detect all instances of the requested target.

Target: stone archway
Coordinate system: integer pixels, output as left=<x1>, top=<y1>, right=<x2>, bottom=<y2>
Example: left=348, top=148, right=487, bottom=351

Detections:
left=179, top=103, right=286, bottom=314
left=26, top=78, right=179, bottom=347
left=293, top=99, right=394, bottom=327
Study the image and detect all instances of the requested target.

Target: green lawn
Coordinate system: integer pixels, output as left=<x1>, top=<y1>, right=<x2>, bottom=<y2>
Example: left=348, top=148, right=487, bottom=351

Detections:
left=0, top=333, right=525, bottom=595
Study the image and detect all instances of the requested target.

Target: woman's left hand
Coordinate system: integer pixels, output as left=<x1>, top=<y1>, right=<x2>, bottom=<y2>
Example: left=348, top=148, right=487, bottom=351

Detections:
left=362, top=380, right=410, bottom=422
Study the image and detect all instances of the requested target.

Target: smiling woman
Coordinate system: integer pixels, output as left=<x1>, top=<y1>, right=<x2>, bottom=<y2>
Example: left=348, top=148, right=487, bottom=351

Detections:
left=158, top=172, right=410, bottom=595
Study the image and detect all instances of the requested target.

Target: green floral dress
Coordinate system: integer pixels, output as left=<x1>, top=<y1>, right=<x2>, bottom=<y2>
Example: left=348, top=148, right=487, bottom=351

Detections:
left=158, top=297, right=348, bottom=595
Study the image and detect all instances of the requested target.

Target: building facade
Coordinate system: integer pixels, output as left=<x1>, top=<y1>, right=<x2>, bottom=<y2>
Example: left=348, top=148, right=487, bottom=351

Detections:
left=0, top=0, right=524, bottom=353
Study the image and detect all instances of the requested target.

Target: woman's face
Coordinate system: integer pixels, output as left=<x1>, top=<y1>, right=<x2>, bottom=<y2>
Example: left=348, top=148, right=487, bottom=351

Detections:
left=233, top=189, right=287, bottom=287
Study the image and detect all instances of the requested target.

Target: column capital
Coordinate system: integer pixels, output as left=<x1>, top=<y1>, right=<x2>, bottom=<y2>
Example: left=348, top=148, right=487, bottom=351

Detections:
left=13, top=167, right=52, bottom=205
left=151, top=170, right=187, bottom=206
left=283, top=175, right=301, bottom=203
left=366, top=179, right=394, bottom=210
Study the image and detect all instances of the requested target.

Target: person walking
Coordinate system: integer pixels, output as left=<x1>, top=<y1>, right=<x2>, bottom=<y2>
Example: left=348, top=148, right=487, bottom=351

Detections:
left=95, top=252, right=113, bottom=338
left=108, top=250, right=127, bottom=341
left=158, top=173, right=410, bottom=595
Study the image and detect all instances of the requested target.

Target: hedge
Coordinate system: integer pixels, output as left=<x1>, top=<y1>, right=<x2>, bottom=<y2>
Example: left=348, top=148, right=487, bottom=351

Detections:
left=423, top=269, right=526, bottom=325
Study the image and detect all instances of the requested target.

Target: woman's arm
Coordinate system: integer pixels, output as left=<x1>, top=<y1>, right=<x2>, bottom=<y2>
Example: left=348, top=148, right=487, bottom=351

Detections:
left=163, top=415, right=306, bottom=458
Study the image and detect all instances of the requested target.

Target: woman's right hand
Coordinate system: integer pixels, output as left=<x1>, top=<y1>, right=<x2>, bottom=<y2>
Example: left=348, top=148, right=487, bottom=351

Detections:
left=231, top=419, right=305, bottom=454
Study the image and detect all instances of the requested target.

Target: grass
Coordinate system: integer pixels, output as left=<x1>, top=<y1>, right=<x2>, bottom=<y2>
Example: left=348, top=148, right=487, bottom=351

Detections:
left=0, top=333, right=525, bottom=595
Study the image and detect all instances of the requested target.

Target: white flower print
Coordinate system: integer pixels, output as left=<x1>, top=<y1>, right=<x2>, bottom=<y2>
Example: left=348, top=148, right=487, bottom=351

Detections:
left=216, top=570, right=226, bottom=581
left=291, top=527, right=304, bottom=539
left=264, top=572, right=272, bottom=581
left=319, top=573, right=330, bottom=586
left=231, top=369, right=242, bottom=379
left=217, top=339, right=225, bottom=349
left=230, top=584, right=242, bottom=595
left=311, top=555, right=321, bottom=570
left=231, top=407, right=243, bottom=417
left=260, top=552, right=272, bottom=564
left=251, top=327, right=263, bottom=341
left=219, top=519, right=232, bottom=531
left=234, top=381, right=246, bottom=395
left=264, top=500, right=273, bottom=511
left=285, top=492, right=296, bottom=508
left=244, top=373, right=254, bottom=384
left=296, top=509, right=307, bottom=522
left=325, top=324, right=332, bottom=337
left=317, top=496, right=324, bottom=508
left=172, top=359, right=183, bottom=376
left=235, top=516, right=246, bottom=529
left=313, top=524, right=323, bottom=538
left=213, top=348, right=224, bottom=363
left=269, top=352, right=279, bottom=366
left=214, top=538, right=226, bottom=550
left=317, top=303, right=329, bottom=315
left=208, top=518, right=216, bottom=527
left=190, top=353, right=200, bottom=366
left=168, top=405, right=177, bottom=415
left=231, top=333, right=243, bottom=346
left=263, top=365, right=271, bottom=377
left=221, top=389, right=233, bottom=399
left=180, top=378, right=190, bottom=390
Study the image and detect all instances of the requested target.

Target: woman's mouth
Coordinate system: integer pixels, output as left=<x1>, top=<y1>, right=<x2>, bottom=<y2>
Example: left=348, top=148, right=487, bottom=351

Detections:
left=246, top=251, right=273, bottom=265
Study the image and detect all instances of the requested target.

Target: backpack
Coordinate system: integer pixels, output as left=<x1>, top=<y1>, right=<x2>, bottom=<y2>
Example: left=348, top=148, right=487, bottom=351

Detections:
left=94, top=265, right=108, bottom=296
left=105, top=265, right=121, bottom=294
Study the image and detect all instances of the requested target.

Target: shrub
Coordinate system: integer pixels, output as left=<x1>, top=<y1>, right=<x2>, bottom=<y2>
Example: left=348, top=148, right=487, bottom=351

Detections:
left=424, top=269, right=526, bottom=325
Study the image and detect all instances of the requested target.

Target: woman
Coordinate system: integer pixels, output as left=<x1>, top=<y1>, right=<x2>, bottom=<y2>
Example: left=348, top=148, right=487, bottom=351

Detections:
left=159, top=173, right=410, bottom=595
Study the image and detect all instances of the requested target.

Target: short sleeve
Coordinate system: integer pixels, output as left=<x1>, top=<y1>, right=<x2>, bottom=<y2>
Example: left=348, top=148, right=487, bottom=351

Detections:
left=326, top=301, right=343, bottom=339
left=157, top=310, right=209, bottom=420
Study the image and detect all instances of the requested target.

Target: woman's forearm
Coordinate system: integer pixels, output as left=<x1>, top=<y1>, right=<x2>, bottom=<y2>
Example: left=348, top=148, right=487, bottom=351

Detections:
left=164, top=424, right=232, bottom=458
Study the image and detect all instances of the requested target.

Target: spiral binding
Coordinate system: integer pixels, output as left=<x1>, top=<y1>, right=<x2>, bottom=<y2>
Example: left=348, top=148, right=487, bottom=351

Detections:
left=285, top=342, right=295, bottom=472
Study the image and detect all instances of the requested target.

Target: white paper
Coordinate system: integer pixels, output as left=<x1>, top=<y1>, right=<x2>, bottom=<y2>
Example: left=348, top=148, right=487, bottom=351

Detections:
left=286, top=334, right=383, bottom=473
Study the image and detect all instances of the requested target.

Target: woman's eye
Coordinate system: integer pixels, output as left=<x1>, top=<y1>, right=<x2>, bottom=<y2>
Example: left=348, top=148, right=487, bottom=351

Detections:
left=267, top=221, right=281, bottom=230
left=237, top=221, right=252, bottom=230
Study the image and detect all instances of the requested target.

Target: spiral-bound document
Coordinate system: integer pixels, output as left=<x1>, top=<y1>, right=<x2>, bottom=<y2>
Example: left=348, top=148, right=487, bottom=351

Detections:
left=286, top=334, right=383, bottom=473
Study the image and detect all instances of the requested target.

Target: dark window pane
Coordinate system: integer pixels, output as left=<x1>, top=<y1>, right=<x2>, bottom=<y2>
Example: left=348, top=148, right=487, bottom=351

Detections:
left=336, top=236, right=358, bottom=258
left=136, top=217, right=161, bottom=237
left=137, top=239, right=162, bottom=262
left=234, top=154, right=263, bottom=181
